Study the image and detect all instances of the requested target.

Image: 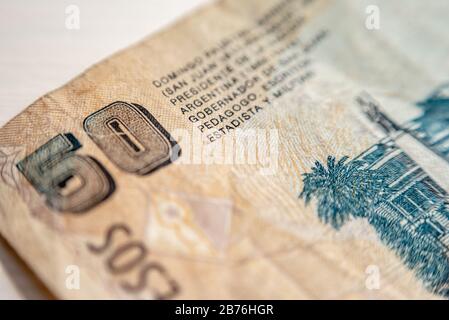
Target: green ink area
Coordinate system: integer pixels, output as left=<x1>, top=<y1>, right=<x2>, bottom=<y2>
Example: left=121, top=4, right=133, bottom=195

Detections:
left=300, top=84, right=449, bottom=298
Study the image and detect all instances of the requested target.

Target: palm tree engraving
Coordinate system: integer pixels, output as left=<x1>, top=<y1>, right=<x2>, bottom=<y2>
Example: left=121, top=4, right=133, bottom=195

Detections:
left=300, top=156, right=388, bottom=229
left=300, top=155, right=449, bottom=297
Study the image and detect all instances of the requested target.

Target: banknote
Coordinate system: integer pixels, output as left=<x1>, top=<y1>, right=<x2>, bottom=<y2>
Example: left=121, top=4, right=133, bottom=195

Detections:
left=0, top=236, right=53, bottom=299
left=1, top=0, right=449, bottom=299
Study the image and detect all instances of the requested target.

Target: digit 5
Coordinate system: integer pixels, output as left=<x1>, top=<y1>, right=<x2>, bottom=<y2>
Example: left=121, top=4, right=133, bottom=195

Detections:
left=16, top=133, right=114, bottom=212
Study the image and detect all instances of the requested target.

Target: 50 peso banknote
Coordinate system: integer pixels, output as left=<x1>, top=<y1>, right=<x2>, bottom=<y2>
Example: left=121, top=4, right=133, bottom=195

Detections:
left=1, top=0, right=449, bottom=299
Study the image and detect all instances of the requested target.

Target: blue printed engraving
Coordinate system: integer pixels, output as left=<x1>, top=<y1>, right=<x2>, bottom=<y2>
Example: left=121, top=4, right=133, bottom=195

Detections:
left=300, top=84, right=449, bottom=297
left=407, top=83, right=449, bottom=161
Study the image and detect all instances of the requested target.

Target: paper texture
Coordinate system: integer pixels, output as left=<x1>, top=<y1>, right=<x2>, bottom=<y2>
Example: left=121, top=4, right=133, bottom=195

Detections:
left=0, top=0, right=449, bottom=299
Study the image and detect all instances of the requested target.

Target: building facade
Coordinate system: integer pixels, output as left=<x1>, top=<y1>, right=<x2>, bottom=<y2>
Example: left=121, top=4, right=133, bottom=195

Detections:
left=356, top=84, right=449, bottom=254
left=355, top=136, right=449, bottom=253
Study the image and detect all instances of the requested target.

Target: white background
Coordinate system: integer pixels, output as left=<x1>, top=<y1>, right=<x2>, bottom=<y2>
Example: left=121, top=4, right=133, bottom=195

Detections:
left=0, top=0, right=209, bottom=126
left=0, top=0, right=210, bottom=299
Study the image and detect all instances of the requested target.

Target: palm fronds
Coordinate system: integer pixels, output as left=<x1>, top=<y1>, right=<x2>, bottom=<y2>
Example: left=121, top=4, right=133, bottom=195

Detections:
left=300, top=156, right=388, bottom=229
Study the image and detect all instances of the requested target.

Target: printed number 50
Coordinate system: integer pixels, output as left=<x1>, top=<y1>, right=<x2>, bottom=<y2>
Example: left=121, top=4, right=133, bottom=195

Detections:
left=16, top=102, right=179, bottom=213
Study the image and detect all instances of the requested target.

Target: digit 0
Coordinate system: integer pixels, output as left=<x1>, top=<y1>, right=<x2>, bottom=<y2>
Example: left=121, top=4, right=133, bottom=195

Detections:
left=83, top=101, right=180, bottom=175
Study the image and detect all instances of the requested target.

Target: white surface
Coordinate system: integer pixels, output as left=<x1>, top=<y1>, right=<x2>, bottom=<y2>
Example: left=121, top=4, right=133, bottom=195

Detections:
left=0, top=0, right=210, bottom=127
left=0, top=264, right=21, bottom=300
left=0, top=0, right=210, bottom=299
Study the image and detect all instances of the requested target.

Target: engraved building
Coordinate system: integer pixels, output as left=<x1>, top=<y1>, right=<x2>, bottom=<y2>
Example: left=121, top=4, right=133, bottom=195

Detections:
left=356, top=84, right=449, bottom=253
